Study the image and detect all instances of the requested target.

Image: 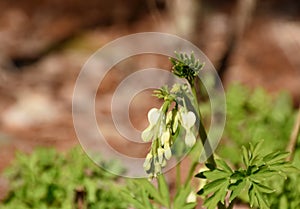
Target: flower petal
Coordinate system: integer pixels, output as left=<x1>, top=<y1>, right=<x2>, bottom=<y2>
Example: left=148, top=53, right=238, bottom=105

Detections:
left=148, top=108, right=161, bottom=125
left=185, top=131, right=196, bottom=147
left=172, top=112, right=179, bottom=133
left=157, top=147, right=164, bottom=164
left=164, top=146, right=172, bottom=160
left=141, top=126, right=153, bottom=142
left=161, top=130, right=170, bottom=146
left=181, top=111, right=196, bottom=129
left=143, top=153, right=153, bottom=171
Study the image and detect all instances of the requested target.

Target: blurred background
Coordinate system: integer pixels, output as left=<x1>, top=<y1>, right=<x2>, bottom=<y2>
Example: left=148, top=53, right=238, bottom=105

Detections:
left=0, top=0, right=300, bottom=204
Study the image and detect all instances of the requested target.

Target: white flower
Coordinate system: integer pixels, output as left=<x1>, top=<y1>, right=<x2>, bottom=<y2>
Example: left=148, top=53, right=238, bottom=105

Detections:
left=166, top=111, right=172, bottom=124
left=148, top=108, right=161, bottom=125
left=161, top=159, right=167, bottom=167
left=141, top=126, right=153, bottom=142
left=181, top=111, right=196, bottom=129
left=161, top=130, right=170, bottom=146
left=164, top=145, right=172, bottom=160
left=157, top=147, right=164, bottom=164
left=185, top=131, right=196, bottom=147
left=141, top=108, right=162, bottom=142
left=143, top=153, right=153, bottom=171
left=172, top=111, right=179, bottom=133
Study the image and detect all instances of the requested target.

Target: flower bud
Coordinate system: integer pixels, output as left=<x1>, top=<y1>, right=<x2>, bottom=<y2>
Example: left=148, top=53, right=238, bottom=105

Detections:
left=164, top=145, right=172, bottom=160
left=185, top=131, right=196, bottom=147
left=172, top=112, right=179, bottom=133
left=166, top=111, right=172, bottom=124
left=143, top=153, right=153, bottom=171
left=157, top=147, right=164, bottom=164
left=161, top=130, right=170, bottom=146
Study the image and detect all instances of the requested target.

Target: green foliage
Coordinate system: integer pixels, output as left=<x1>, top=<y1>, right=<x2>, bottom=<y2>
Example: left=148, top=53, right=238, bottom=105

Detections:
left=196, top=142, right=298, bottom=209
left=220, top=84, right=295, bottom=164
left=1, top=147, right=127, bottom=209
left=122, top=175, right=197, bottom=209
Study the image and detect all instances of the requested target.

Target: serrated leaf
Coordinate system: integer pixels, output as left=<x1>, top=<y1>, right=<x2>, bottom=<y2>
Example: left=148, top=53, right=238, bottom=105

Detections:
left=215, top=159, right=233, bottom=173
left=229, top=180, right=247, bottom=202
left=198, top=178, right=228, bottom=196
left=139, top=179, right=165, bottom=206
left=181, top=202, right=197, bottom=209
left=251, top=141, right=264, bottom=159
left=253, top=182, right=275, bottom=194
left=121, top=191, right=144, bottom=209
left=203, top=181, right=229, bottom=209
left=200, top=169, right=231, bottom=180
left=248, top=184, right=256, bottom=207
left=230, top=170, right=245, bottom=180
left=254, top=186, right=270, bottom=209
left=242, top=146, right=250, bottom=167
left=157, top=174, right=170, bottom=208
left=263, top=152, right=289, bottom=164
left=174, top=185, right=192, bottom=208
left=141, top=187, right=154, bottom=209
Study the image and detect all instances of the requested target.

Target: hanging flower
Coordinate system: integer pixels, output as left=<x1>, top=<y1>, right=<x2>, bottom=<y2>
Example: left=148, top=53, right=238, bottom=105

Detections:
left=185, top=130, right=196, bottom=147
left=180, top=109, right=197, bottom=147
left=180, top=111, right=196, bottom=130
left=141, top=108, right=162, bottom=142
left=143, top=153, right=153, bottom=171
left=164, top=144, right=172, bottom=160
left=161, top=130, right=170, bottom=146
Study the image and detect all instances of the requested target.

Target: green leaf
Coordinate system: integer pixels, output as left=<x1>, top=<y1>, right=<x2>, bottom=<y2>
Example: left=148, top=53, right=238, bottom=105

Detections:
left=251, top=141, right=264, bottom=158
left=198, top=178, right=228, bottom=196
left=254, top=186, right=270, bottom=209
left=139, top=179, right=164, bottom=205
left=263, top=151, right=289, bottom=164
left=157, top=174, right=170, bottom=208
left=203, top=182, right=229, bottom=209
left=242, top=146, right=250, bottom=167
left=141, top=187, right=154, bottom=209
left=229, top=180, right=247, bottom=202
left=253, top=182, right=275, bottom=194
left=121, top=191, right=144, bottom=209
left=174, top=185, right=192, bottom=209
left=215, top=159, right=233, bottom=173
left=248, top=184, right=256, bottom=207
left=199, top=169, right=230, bottom=180
left=181, top=202, right=197, bottom=209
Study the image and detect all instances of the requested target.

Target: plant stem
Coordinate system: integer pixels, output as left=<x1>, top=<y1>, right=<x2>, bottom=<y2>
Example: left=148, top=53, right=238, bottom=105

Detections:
left=183, top=142, right=201, bottom=186
left=190, top=83, right=216, bottom=168
left=286, top=106, right=300, bottom=161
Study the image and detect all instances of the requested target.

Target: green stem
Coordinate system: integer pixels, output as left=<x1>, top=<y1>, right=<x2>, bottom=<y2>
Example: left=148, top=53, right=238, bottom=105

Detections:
left=286, top=107, right=300, bottom=161
left=190, top=82, right=216, bottom=168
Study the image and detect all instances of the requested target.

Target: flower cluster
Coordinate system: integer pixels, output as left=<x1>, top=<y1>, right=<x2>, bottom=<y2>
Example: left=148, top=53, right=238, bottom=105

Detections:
left=142, top=99, right=197, bottom=178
